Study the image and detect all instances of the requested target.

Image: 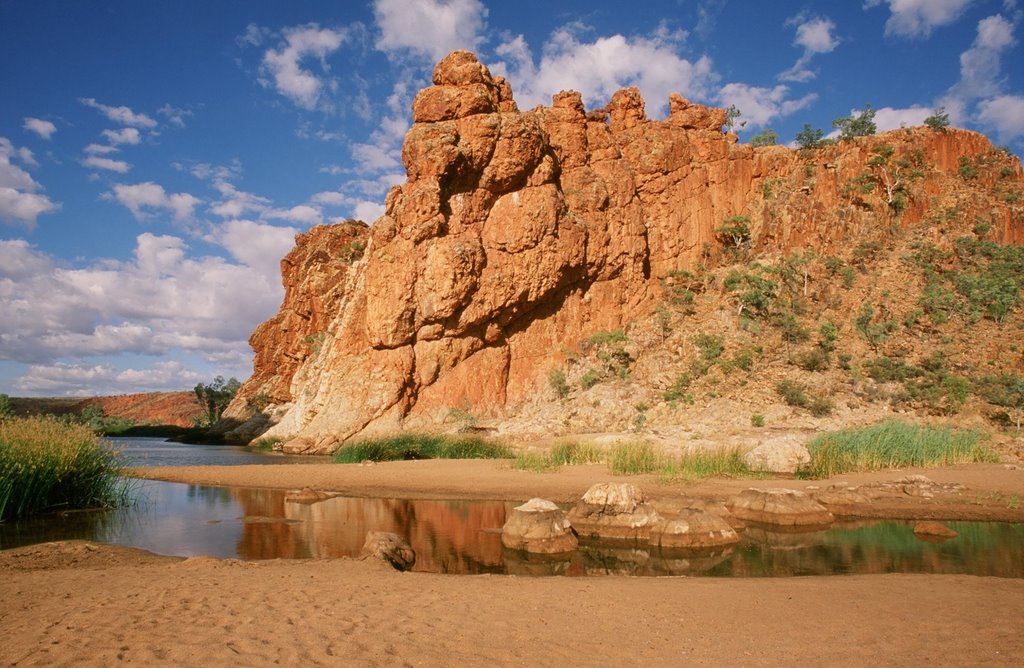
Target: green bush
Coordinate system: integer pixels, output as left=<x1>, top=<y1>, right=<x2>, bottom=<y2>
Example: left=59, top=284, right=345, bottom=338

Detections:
left=0, top=416, right=131, bottom=520
left=776, top=380, right=833, bottom=416
left=333, top=434, right=513, bottom=463
left=548, top=368, right=569, bottom=398
left=799, top=421, right=995, bottom=479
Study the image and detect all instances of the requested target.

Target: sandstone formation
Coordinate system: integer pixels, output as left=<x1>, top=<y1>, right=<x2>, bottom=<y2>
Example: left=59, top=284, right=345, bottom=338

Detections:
left=222, top=50, right=1024, bottom=452
left=359, top=531, right=416, bottom=571
left=726, top=488, right=835, bottom=527
left=500, top=498, right=578, bottom=554
left=912, top=521, right=959, bottom=541
left=650, top=508, right=740, bottom=549
left=742, top=435, right=811, bottom=474
left=567, top=482, right=662, bottom=541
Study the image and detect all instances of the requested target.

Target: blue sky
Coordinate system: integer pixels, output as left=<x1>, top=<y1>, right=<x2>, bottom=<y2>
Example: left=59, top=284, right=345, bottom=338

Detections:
left=1, top=0, right=1022, bottom=397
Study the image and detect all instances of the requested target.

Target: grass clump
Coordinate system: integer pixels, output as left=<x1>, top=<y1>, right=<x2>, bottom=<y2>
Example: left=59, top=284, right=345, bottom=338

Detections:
left=0, top=416, right=131, bottom=520
left=512, top=441, right=605, bottom=472
left=607, top=441, right=662, bottom=475
left=332, top=433, right=513, bottom=463
left=798, top=420, right=996, bottom=479
left=606, top=442, right=757, bottom=479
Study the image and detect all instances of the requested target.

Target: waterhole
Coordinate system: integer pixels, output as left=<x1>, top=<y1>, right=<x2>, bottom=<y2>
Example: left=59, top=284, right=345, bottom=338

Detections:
left=2, top=480, right=1021, bottom=578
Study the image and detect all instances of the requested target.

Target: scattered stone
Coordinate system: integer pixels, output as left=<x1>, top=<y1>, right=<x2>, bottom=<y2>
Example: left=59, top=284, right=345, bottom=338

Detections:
left=681, top=498, right=743, bottom=528
left=359, top=531, right=416, bottom=571
left=898, top=475, right=933, bottom=484
left=650, top=508, right=740, bottom=549
left=912, top=522, right=959, bottom=542
left=501, top=498, right=578, bottom=554
left=742, top=435, right=811, bottom=474
left=812, top=488, right=872, bottom=507
left=567, top=483, right=663, bottom=541
left=726, top=488, right=834, bottom=527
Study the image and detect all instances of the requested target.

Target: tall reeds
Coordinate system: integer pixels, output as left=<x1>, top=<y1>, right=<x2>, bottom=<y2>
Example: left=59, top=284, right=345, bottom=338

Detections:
left=0, top=416, right=131, bottom=520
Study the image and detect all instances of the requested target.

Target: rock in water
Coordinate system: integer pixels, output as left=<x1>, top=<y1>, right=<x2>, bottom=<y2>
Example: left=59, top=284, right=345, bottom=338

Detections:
left=360, top=531, right=416, bottom=571
left=501, top=498, right=578, bottom=554
left=567, top=483, right=663, bottom=541
left=650, top=508, right=740, bottom=549
left=726, top=488, right=834, bottom=527
left=913, top=521, right=959, bottom=542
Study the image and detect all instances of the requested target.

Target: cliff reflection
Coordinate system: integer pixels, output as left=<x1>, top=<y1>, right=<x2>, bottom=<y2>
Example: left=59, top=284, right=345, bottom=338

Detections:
left=232, top=487, right=512, bottom=573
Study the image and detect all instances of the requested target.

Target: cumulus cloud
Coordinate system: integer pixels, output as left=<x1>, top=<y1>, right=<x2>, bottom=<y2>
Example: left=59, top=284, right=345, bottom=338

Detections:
left=0, top=137, right=60, bottom=228
left=110, top=182, right=201, bottom=224
left=374, top=0, right=486, bottom=61
left=158, top=104, right=192, bottom=128
left=0, top=234, right=286, bottom=371
left=23, top=117, right=57, bottom=140
left=872, top=105, right=934, bottom=130
left=102, top=127, right=141, bottom=146
left=493, top=26, right=716, bottom=115
left=779, top=15, right=840, bottom=82
left=79, top=97, right=157, bottom=128
left=977, top=94, right=1024, bottom=139
left=866, top=0, right=976, bottom=38
left=265, top=204, right=323, bottom=226
left=953, top=14, right=1017, bottom=100
left=84, top=143, right=119, bottom=155
left=717, top=83, right=817, bottom=129
left=82, top=156, right=131, bottom=173
left=261, top=24, right=347, bottom=110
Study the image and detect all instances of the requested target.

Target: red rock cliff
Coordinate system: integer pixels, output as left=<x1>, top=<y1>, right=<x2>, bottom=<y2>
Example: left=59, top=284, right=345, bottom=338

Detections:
left=223, top=51, right=1023, bottom=453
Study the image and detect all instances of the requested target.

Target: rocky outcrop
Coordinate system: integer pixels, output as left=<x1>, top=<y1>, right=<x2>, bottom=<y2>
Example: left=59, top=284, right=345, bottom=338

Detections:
left=501, top=498, right=578, bottom=554
left=359, top=531, right=416, bottom=571
left=743, top=435, right=811, bottom=474
left=650, top=508, right=740, bottom=549
left=567, top=483, right=662, bottom=541
left=224, top=50, right=1024, bottom=452
left=727, top=488, right=834, bottom=527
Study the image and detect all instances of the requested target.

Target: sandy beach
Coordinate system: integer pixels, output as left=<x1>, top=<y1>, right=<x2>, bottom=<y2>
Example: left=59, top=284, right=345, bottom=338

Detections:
left=3, top=460, right=1024, bottom=666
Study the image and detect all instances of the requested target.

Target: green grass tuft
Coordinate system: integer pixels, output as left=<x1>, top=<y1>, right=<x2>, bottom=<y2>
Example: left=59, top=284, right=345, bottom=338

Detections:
left=512, top=441, right=606, bottom=471
left=0, top=416, right=132, bottom=520
left=333, top=433, right=513, bottom=463
left=798, top=420, right=997, bottom=479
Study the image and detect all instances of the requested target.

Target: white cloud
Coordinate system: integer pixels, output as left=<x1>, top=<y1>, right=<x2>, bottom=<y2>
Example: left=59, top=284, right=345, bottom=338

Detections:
left=873, top=105, right=933, bottom=130
left=84, top=143, right=119, bottom=155
left=353, top=200, right=386, bottom=222
left=101, top=127, right=141, bottom=145
left=110, top=182, right=201, bottom=224
left=977, top=94, right=1024, bottom=139
left=206, top=219, right=297, bottom=275
left=158, top=104, right=192, bottom=128
left=374, top=0, right=486, bottom=61
left=954, top=15, right=1017, bottom=99
left=351, top=141, right=403, bottom=172
left=779, top=15, right=839, bottom=82
left=867, top=0, right=976, bottom=38
left=0, top=137, right=60, bottom=228
left=717, top=83, right=817, bottom=129
left=493, top=26, right=716, bottom=115
left=83, top=156, right=131, bottom=173
left=265, top=204, right=323, bottom=226
left=79, top=97, right=157, bottom=128
left=23, top=117, right=57, bottom=140
left=0, top=233, right=286, bottom=369
left=261, top=24, right=347, bottom=110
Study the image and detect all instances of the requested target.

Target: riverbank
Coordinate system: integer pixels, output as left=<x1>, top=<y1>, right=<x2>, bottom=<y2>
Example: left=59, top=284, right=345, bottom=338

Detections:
left=3, top=461, right=1024, bottom=666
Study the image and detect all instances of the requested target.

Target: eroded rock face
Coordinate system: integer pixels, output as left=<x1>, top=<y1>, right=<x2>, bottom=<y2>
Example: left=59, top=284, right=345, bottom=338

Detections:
left=727, top=488, right=834, bottom=527
left=225, top=50, right=1024, bottom=452
left=567, top=483, right=663, bottom=541
left=743, top=435, right=811, bottom=474
left=501, top=498, right=578, bottom=554
left=360, top=531, right=416, bottom=571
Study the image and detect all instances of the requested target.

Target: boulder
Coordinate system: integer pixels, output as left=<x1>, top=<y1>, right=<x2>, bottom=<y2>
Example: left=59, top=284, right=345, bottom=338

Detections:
left=650, top=508, right=740, bottom=549
left=567, top=483, right=663, bottom=541
left=726, top=488, right=834, bottom=527
left=501, top=498, right=578, bottom=554
left=742, top=434, right=811, bottom=474
left=359, top=531, right=416, bottom=571
left=682, top=498, right=745, bottom=529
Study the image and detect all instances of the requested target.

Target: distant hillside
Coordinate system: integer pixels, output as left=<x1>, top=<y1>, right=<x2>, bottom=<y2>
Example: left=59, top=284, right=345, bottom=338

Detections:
left=9, top=392, right=202, bottom=428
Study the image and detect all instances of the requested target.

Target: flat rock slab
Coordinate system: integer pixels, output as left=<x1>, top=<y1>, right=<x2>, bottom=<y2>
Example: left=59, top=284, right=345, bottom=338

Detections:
left=913, top=521, right=959, bottom=542
left=502, top=498, right=578, bottom=554
left=650, top=508, right=740, bottom=549
left=726, top=488, right=834, bottom=527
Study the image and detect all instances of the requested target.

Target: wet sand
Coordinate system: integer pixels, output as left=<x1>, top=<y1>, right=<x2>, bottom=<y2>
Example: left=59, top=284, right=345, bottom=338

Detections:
left=3, top=461, right=1024, bottom=666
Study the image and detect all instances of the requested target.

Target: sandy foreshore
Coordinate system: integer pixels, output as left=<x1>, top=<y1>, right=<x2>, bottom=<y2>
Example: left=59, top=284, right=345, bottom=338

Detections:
left=3, top=460, right=1024, bottom=666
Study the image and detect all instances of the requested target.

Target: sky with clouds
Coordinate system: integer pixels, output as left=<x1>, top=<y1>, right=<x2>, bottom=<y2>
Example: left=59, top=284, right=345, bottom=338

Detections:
left=1, top=0, right=1022, bottom=396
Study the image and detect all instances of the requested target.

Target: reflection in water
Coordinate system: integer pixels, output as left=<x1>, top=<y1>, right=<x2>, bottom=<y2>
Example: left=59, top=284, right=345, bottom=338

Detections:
left=1, top=480, right=1022, bottom=578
